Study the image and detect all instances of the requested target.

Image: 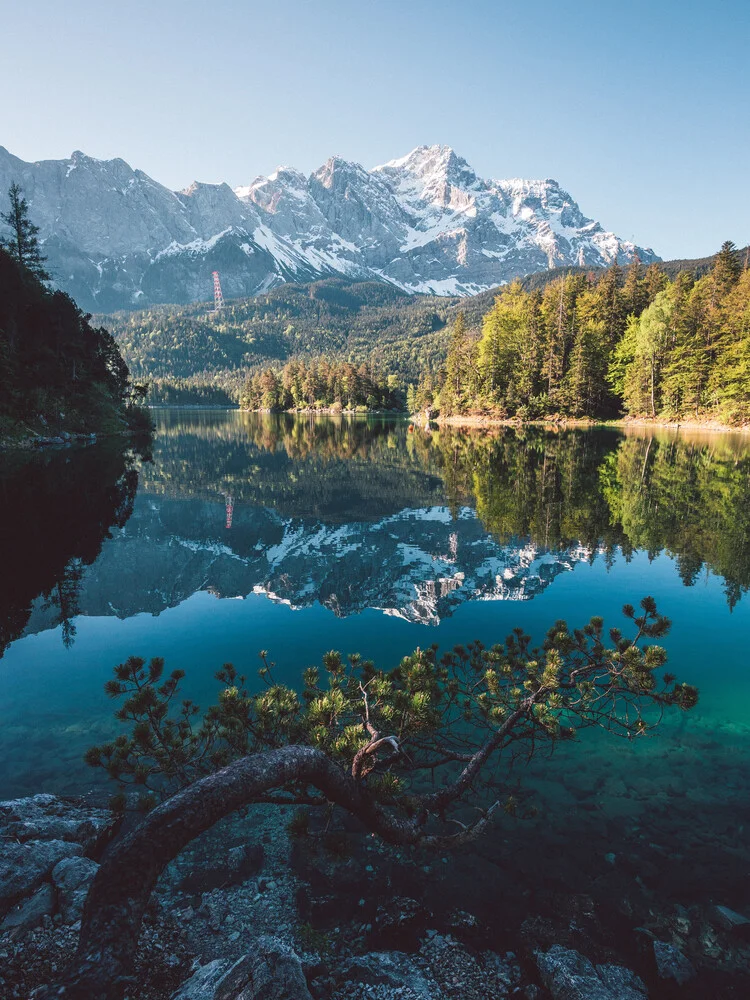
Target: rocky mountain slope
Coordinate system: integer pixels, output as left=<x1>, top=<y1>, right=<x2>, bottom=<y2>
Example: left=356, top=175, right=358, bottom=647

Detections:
left=0, top=144, right=658, bottom=311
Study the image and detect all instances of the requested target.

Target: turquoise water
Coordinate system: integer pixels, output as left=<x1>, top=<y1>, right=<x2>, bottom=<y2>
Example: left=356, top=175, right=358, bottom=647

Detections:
left=1, top=411, right=749, bottom=801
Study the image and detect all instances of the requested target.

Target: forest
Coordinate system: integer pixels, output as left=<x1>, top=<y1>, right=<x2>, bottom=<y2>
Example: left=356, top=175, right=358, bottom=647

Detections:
left=239, top=357, right=403, bottom=411
left=417, top=243, right=750, bottom=425
left=0, top=185, right=149, bottom=441
left=101, top=244, right=750, bottom=425
left=103, top=278, right=452, bottom=392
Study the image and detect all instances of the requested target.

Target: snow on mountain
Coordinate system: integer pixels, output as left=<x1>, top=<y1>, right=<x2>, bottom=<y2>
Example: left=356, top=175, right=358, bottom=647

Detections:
left=22, top=497, right=597, bottom=634
left=0, top=143, right=659, bottom=311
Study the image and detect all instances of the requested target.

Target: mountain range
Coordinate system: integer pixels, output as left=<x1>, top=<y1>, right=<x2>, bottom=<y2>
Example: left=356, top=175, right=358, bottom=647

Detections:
left=22, top=494, right=593, bottom=637
left=0, top=144, right=659, bottom=312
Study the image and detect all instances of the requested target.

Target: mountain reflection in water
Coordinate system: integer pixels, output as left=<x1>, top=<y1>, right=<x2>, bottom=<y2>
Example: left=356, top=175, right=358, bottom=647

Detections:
left=4, top=411, right=750, bottom=651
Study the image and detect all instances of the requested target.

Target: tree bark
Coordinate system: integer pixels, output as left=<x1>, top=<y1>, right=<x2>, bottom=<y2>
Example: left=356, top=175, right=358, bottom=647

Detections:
left=40, top=746, right=422, bottom=1000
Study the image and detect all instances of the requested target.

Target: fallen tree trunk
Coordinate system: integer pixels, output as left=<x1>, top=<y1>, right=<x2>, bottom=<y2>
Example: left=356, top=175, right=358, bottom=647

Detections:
left=40, top=745, right=419, bottom=999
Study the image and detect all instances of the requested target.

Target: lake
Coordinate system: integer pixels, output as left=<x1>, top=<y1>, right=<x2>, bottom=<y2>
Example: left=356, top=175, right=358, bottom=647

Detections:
left=1, top=410, right=750, bottom=937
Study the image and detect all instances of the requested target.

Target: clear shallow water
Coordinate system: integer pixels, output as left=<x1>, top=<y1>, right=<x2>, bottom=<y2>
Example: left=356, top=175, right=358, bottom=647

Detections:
left=4, top=410, right=750, bottom=994
left=0, top=411, right=749, bottom=804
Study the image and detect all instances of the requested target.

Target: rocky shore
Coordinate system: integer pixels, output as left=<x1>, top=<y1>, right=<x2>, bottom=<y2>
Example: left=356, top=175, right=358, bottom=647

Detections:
left=2, top=790, right=750, bottom=999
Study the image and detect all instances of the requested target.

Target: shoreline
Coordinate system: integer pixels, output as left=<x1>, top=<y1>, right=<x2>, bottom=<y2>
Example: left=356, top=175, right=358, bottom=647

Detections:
left=240, top=406, right=406, bottom=416
left=431, top=414, right=750, bottom=434
left=0, top=427, right=152, bottom=451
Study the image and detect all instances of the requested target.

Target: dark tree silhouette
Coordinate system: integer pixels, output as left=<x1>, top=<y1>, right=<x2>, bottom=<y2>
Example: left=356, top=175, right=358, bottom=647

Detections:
left=0, top=181, right=49, bottom=280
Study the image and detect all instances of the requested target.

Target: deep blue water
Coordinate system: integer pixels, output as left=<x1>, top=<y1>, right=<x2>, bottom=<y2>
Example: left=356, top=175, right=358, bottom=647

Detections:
left=1, top=411, right=749, bottom=803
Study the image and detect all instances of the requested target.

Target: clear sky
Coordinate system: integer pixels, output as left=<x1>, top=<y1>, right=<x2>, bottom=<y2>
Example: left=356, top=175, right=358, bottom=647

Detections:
left=2, top=0, right=748, bottom=259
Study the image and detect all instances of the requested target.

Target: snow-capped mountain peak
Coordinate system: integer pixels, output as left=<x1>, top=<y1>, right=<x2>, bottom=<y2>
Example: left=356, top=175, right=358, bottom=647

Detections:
left=0, top=144, right=660, bottom=310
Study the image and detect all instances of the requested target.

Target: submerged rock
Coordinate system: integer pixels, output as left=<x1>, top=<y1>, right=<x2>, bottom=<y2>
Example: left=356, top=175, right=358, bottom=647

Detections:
left=0, top=883, right=55, bottom=937
left=536, top=944, right=648, bottom=1000
left=0, top=793, right=118, bottom=854
left=171, top=935, right=312, bottom=1000
left=653, top=940, right=695, bottom=985
left=0, top=839, right=81, bottom=913
left=52, top=856, right=100, bottom=923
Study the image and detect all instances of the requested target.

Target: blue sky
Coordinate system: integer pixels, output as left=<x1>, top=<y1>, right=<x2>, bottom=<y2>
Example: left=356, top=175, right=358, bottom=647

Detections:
left=2, top=0, right=748, bottom=259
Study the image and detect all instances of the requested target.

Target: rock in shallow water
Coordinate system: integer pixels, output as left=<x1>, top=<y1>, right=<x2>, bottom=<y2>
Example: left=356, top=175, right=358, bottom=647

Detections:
left=171, top=935, right=312, bottom=1000
left=536, top=944, right=648, bottom=1000
left=0, top=883, right=55, bottom=937
left=0, top=793, right=117, bottom=854
left=0, top=840, right=82, bottom=913
left=652, top=940, right=695, bottom=985
left=51, top=856, right=100, bottom=923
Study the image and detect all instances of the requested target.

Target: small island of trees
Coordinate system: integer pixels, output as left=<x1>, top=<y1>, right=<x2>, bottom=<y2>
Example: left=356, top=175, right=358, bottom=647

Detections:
left=240, top=358, right=403, bottom=412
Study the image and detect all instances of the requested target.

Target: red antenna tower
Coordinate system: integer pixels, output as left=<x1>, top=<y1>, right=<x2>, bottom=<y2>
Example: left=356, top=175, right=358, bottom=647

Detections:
left=225, top=494, right=234, bottom=530
left=212, top=271, right=225, bottom=311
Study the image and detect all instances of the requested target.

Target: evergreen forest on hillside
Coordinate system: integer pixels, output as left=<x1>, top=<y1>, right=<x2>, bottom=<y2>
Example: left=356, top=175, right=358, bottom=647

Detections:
left=0, top=185, right=151, bottom=441
left=417, top=244, right=750, bottom=425
left=102, top=244, right=750, bottom=425
left=102, top=279, right=452, bottom=394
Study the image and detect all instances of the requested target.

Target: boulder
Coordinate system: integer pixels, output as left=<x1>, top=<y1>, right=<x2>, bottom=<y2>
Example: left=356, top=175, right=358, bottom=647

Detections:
left=652, top=940, right=695, bottom=985
left=536, top=944, right=648, bottom=1000
left=0, top=839, right=81, bottom=914
left=52, top=855, right=100, bottom=923
left=374, top=895, right=430, bottom=947
left=334, top=952, right=435, bottom=995
left=171, top=936, right=312, bottom=1000
left=0, top=883, right=55, bottom=937
left=176, top=843, right=264, bottom=895
left=713, top=904, right=750, bottom=935
left=0, top=793, right=118, bottom=854
left=171, top=958, right=234, bottom=999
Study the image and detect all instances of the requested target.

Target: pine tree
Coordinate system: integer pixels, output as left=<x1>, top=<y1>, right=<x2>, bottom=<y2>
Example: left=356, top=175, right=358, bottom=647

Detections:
left=711, top=240, right=741, bottom=299
left=0, top=182, right=50, bottom=280
left=622, top=290, right=674, bottom=417
left=644, top=263, right=668, bottom=304
left=477, top=280, right=528, bottom=409
left=622, top=257, right=645, bottom=316
left=441, top=311, right=469, bottom=414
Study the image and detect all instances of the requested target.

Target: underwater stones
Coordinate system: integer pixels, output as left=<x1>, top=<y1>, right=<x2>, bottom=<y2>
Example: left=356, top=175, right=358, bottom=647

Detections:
left=333, top=952, right=435, bottom=994
left=536, top=944, right=647, bottom=1000
left=0, top=884, right=55, bottom=937
left=652, top=940, right=695, bottom=985
left=51, top=855, right=99, bottom=923
left=713, top=904, right=750, bottom=934
left=0, top=793, right=118, bottom=855
left=171, top=936, right=313, bottom=1000
left=0, top=839, right=81, bottom=913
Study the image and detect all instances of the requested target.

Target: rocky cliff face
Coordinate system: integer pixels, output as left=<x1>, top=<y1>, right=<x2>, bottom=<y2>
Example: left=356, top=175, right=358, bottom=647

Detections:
left=0, top=144, right=659, bottom=311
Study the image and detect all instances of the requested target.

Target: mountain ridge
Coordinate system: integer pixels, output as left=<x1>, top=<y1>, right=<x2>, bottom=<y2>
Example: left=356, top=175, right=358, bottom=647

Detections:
left=0, top=143, right=658, bottom=312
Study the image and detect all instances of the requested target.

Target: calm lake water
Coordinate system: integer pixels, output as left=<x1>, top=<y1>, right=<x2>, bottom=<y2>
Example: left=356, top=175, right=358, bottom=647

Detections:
left=2, top=409, right=749, bottom=989
left=1, top=410, right=749, bottom=802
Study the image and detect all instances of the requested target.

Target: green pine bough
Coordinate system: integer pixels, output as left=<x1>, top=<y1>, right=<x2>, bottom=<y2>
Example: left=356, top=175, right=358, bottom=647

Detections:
left=47, top=598, right=697, bottom=998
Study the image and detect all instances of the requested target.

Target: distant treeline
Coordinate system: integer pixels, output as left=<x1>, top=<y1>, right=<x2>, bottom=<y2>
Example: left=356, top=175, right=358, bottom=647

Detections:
left=146, top=377, right=238, bottom=407
left=104, top=279, right=449, bottom=385
left=240, top=358, right=403, bottom=412
left=413, top=243, right=750, bottom=425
